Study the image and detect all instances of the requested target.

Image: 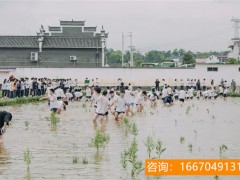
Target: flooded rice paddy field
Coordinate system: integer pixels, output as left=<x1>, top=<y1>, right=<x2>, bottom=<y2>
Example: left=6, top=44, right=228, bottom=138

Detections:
left=1, top=98, right=240, bottom=180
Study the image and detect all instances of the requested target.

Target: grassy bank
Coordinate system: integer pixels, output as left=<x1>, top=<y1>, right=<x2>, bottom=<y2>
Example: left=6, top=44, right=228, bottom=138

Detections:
left=0, top=96, right=46, bottom=106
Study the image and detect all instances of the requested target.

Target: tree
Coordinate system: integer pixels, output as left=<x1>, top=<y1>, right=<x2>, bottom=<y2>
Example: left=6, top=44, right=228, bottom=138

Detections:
left=134, top=60, right=145, bottom=67
left=228, top=58, right=238, bottom=64
left=108, top=50, right=122, bottom=64
left=145, top=50, right=162, bottom=63
left=182, top=51, right=196, bottom=64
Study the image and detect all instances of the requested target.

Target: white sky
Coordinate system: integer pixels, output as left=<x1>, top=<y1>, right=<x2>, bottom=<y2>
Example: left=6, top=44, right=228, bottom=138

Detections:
left=0, top=0, right=239, bottom=53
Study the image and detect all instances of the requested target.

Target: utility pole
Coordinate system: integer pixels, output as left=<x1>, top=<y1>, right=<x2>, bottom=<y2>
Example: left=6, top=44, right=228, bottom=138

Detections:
left=122, top=33, right=124, bottom=67
left=100, top=26, right=107, bottom=67
left=128, top=32, right=134, bottom=67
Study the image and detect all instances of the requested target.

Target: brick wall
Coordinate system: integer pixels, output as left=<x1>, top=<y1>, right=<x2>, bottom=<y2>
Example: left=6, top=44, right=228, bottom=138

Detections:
left=0, top=48, right=102, bottom=67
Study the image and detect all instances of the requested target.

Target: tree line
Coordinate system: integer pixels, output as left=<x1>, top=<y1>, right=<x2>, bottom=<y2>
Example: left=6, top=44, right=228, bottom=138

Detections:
left=105, top=48, right=230, bottom=67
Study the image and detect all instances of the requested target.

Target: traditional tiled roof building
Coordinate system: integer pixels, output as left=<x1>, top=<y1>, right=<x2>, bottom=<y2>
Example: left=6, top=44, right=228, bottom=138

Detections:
left=0, top=20, right=108, bottom=67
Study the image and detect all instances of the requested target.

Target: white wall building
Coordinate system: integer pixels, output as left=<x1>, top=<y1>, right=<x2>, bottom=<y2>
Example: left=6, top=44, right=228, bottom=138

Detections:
left=1, top=64, right=239, bottom=87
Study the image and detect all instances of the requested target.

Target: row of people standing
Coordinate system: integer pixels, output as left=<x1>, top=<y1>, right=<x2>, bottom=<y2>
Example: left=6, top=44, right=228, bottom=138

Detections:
left=155, top=78, right=236, bottom=92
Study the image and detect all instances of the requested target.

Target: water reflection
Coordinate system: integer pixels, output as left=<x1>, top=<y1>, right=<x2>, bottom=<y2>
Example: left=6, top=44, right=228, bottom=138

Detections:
left=0, top=144, right=11, bottom=175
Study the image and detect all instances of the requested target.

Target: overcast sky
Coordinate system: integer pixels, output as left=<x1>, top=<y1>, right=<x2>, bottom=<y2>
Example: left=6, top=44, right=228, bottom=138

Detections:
left=0, top=0, right=239, bottom=53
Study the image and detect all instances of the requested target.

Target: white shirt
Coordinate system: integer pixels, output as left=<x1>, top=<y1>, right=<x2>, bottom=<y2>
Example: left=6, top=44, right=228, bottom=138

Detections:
left=167, top=87, right=172, bottom=95
left=178, top=90, right=186, bottom=99
left=55, top=88, right=64, bottom=97
left=124, top=89, right=132, bottom=104
left=66, top=92, right=73, bottom=99
left=223, top=89, right=228, bottom=95
left=74, top=92, right=83, bottom=98
left=86, top=88, right=91, bottom=97
left=188, top=88, right=194, bottom=97
left=203, top=90, right=208, bottom=97
left=115, top=96, right=126, bottom=112
left=219, top=87, right=223, bottom=93
left=196, top=90, right=200, bottom=97
left=135, top=93, right=144, bottom=104
left=2, top=83, right=6, bottom=90
left=96, top=95, right=109, bottom=114
left=208, top=90, right=212, bottom=97
left=162, top=89, right=168, bottom=98
left=150, top=93, right=157, bottom=101
left=49, top=94, right=59, bottom=109
left=129, top=85, right=133, bottom=92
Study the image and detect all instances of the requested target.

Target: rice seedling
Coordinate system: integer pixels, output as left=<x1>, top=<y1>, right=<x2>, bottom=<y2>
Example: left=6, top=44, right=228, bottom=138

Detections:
left=180, top=137, right=185, bottom=144
left=123, top=117, right=138, bottom=136
left=82, top=102, right=86, bottom=109
left=131, top=122, right=138, bottom=136
left=89, top=130, right=110, bottom=151
left=49, top=112, right=60, bottom=127
left=25, top=168, right=31, bottom=180
left=82, top=156, right=88, bottom=164
left=24, top=121, right=30, bottom=130
left=72, top=156, right=79, bottom=164
left=121, top=138, right=144, bottom=178
left=155, top=140, right=166, bottom=159
left=219, top=144, right=228, bottom=158
left=144, top=136, right=155, bottom=158
left=206, top=108, right=209, bottom=114
left=186, top=106, right=191, bottom=115
left=24, top=148, right=32, bottom=169
left=188, top=144, right=193, bottom=152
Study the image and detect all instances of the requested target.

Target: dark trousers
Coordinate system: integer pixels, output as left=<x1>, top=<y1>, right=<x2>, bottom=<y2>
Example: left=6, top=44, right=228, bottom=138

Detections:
left=21, top=90, right=24, bottom=97
left=25, top=88, right=29, bottom=97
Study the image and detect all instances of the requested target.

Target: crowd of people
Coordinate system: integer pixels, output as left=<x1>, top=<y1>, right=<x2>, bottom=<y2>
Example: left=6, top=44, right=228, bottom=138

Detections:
left=41, top=78, right=235, bottom=130
left=0, top=76, right=238, bottom=141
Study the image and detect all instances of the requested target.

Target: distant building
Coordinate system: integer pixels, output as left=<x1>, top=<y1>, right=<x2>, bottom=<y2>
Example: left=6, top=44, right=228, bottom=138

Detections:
left=206, top=55, right=220, bottom=63
left=0, top=20, right=108, bottom=68
left=227, top=18, right=240, bottom=60
left=195, top=58, right=207, bottom=64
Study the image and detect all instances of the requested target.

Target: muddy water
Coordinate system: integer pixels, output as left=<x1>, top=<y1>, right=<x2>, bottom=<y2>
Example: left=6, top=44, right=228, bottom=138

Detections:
left=1, top=98, right=240, bottom=180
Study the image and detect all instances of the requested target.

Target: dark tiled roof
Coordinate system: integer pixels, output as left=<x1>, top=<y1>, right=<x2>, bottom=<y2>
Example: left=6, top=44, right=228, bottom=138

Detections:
left=60, top=20, right=85, bottom=26
left=0, top=36, right=101, bottom=48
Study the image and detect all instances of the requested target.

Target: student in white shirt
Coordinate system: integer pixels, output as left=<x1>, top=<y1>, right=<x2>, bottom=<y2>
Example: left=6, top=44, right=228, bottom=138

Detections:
left=48, top=89, right=61, bottom=114
left=178, top=89, right=186, bottom=102
left=207, top=88, right=213, bottom=99
left=196, top=90, right=201, bottom=100
left=219, top=85, right=223, bottom=96
left=167, top=85, right=172, bottom=96
left=74, top=89, right=83, bottom=101
left=85, top=86, right=92, bottom=102
left=173, top=89, right=179, bottom=100
left=223, top=87, right=228, bottom=100
left=150, top=89, right=158, bottom=107
left=124, top=86, right=133, bottom=116
left=203, top=90, right=208, bottom=99
left=92, top=87, right=108, bottom=128
left=114, top=90, right=127, bottom=120
left=55, top=86, right=64, bottom=100
left=90, top=88, right=100, bottom=108
left=135, top=91, right=147, bottom=112
left=188, top=86, right=194, bottom=99
left=65, top=89, right=73, bottom=101
left=161, top=87, right=168, bottom=101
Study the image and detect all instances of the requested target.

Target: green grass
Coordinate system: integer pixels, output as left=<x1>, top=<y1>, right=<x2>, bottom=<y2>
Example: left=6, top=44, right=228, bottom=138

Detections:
left=0, top=96, right=46, bottom=106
